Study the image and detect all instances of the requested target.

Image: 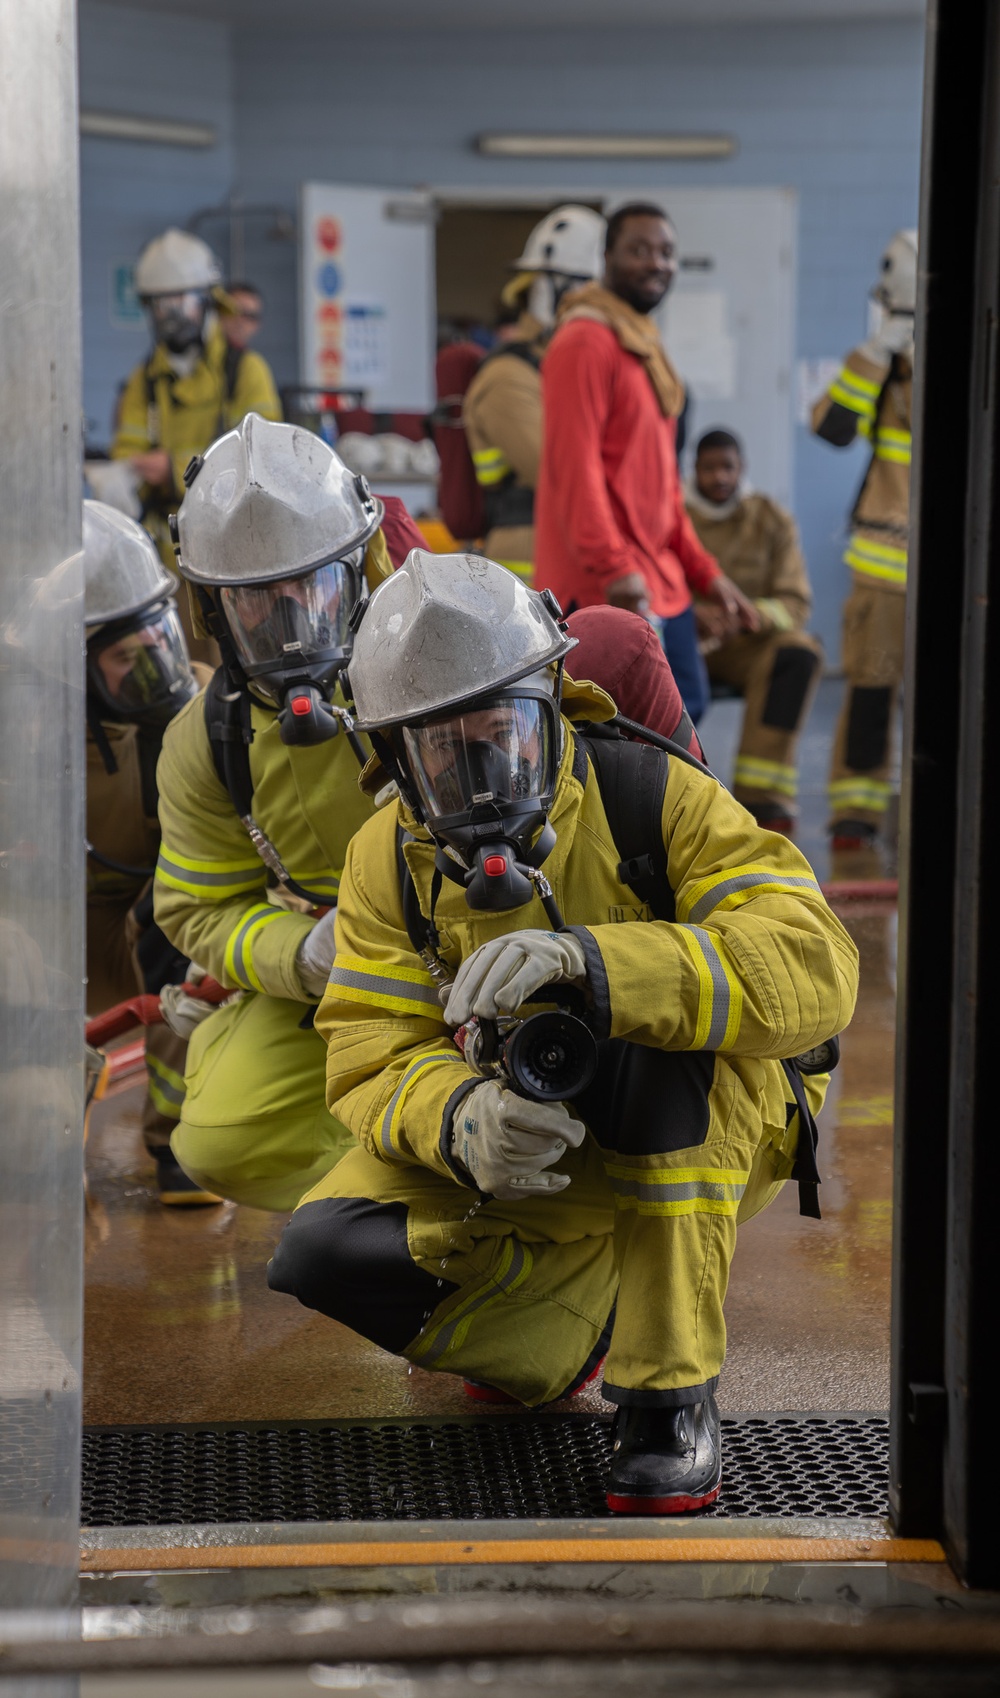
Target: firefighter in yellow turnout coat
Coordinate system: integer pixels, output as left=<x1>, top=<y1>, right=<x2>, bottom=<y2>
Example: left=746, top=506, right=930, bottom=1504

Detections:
left=269, top=552, right=858, bottom=1514
left=812, top=229, right=916, bottom=844
left=154, top=415, right=392, bottom=1210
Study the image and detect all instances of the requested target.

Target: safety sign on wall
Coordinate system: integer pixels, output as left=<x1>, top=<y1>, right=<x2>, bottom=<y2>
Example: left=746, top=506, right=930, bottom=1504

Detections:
left=110, top=261, right=144, bottom=329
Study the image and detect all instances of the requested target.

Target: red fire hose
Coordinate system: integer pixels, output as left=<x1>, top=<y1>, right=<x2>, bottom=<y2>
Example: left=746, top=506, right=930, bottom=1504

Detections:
left=85, top=977, right=231, bottom=1084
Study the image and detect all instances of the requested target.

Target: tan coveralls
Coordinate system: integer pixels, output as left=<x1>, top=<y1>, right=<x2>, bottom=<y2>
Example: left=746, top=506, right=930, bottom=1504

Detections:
left=86, top=672, right=210, bottom=1149
left=463, top=324, right=543, bottom=582
left=687, top=491, right=821, bottom=818
left=811, top=346, right=911, bottom=830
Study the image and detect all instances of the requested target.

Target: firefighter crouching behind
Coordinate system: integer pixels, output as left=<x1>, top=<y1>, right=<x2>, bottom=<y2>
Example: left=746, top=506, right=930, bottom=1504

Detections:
left=84, top=500, right=218, bottom=1203
left=685, top=430, right=822, bottom=834
left=462, top=206, right=605, bottom=584
left=268, top=551, right=858, bottom=1513
left=110, top=229, right=281, bottom=665
left=812, top=229, right=916, bottom=848
left=152, top=415, right=394, bottom=1210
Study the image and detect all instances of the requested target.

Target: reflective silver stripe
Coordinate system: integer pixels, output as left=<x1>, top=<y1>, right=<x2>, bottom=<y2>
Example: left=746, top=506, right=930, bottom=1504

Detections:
left=329, top=964, right=441, bottom=1009
left=418, top=1240, right=528, bottom=1366
left=610, top=1177, right=746, bottom=1203
left=684, top=925, right=732, bottom=1051
left=157, top=852, right=262, bottom=889
left=231, top=906, right=279, bottom=989
left=688, top=872, right=820, bottom=924
left=379, top=1051, right=462, bottom=1155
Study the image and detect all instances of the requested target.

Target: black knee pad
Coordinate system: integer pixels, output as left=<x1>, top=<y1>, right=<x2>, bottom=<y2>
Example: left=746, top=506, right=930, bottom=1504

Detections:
left=845, top=685, right=892, bottom=771
left=762, top=645, right=821, bottom=731
left=577, top=1044, right=715, bottom=1154
left=268, top=1197, right=458, bottom=1353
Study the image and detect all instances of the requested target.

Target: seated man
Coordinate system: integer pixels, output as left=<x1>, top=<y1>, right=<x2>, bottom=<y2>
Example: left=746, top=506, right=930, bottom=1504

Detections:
left=154, top=414, right=408, bottom=1211
left=686, top=430, right=822, bottom=834
left=268, top=551, right=857, bottom=1514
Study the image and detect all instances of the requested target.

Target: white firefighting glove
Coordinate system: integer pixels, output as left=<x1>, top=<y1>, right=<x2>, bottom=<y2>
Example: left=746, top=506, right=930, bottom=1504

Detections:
left=450, top=1079, right=587, bottom=1199
left=158, top=965, right=221, bottom=1040
left=443, top=930, right=588, bottom=1027
left=295, top=907, right=338, bottom=1000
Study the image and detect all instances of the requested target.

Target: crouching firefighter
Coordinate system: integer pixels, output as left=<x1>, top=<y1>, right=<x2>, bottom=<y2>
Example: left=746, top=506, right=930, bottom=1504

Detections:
left=152, top=412, right=394, bottom=1209
left=84, top=499, right=219, bottom=1204
left=268, top=551, right=858, bottom=1514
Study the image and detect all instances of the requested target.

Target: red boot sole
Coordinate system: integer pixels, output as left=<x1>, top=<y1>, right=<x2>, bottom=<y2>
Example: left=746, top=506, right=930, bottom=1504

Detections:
left=606, top=1481, right=722, bottom=1515
left=463, top=1355, right=606, bottom=1407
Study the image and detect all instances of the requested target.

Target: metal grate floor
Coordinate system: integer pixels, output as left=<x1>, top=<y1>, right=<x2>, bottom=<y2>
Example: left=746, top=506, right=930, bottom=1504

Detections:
left=82, top=1414, right=888, bottom=1527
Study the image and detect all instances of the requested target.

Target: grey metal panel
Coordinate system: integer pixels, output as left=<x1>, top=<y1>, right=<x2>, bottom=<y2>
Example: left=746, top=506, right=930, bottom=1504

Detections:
left=0, top=0, right=85, bottom=1638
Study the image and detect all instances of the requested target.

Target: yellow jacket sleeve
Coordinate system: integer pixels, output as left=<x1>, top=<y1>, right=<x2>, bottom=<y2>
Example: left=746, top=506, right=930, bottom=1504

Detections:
left=465, top=357, right=542, bottom=488
left=110, top=362, right=153, bottom=460
left=572, top=761, right=858, bottom=1061
left=811, top=345, right=889, bottom=447
left=153, top=695, right=315, bottom=999
left=228, top=348, right=282, bottom=426
left=316, top=818, right=478, bottom=1184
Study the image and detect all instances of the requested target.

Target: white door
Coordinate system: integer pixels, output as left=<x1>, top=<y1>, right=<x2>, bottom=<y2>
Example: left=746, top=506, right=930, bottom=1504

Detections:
left=299, top=183, right=435, bottom=411
left=606, top=188, right=797, bottom=505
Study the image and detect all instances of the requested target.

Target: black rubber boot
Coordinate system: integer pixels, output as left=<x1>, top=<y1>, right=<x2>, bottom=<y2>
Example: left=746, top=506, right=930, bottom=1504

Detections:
left=606, top=1396, right=722, bottom=1514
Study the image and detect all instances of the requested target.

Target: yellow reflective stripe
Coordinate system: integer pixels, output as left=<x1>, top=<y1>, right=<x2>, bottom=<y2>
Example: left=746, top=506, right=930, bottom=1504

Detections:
left=874, top=437, right=912, bottom=465
left=156, top=844, right=263, bottom=902
left=495, top=559, right=534, bottom=583
left=829, top=778, right=892, bottom=813
left=844, top=534, right=908, bottom=583
left=146, top=1052, right=185, bottom=1119
left=605, top=1162, right=749, bottom=1217
left=828, top=382, right=875, bottom=418
left=833, top=364, right=882, bottom=400
left=754, top=597, right=795, bottom=633
left=472, top=447, right=510, bottom=487
left=877, top=426, right=911, bottom=445
left=679, top=864, right=822, bottom=924
left=733, top=756, right=798, bottom=800
left=378, top=1047, right=466, bottom=1158
left=223, top=902, right=285, bottom=992
left=412, top=1237, right=534, bottom=1367
left=677, top=925, right=742, bottom=1051
left=327, top=953, right=444, bottom=1019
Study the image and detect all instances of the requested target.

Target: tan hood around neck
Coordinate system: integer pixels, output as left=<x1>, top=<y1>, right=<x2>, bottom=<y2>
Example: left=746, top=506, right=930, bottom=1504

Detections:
left=555, top=281, right=686, bottom=419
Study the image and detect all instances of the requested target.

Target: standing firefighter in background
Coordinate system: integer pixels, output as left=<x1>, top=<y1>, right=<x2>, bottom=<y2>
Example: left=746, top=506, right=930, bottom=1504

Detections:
left=686, top=430, right=822, bottom=835
left=463, top=206, right=605, bottom=584
left=111, top=229, right=281, bottom=664
left=84, top=500, right=218, bottom=1204
left=153, top=415, right=397, bottom=1211
left=812, top=230, right=917, bottom=848
left=268, top=551, right=857, bottom=1514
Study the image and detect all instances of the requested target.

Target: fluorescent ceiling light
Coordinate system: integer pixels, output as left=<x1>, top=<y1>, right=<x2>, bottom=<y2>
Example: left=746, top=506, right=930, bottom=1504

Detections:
left=476, top=132, right=736, bottom=160
left=80, top=110, right=217, bottom=148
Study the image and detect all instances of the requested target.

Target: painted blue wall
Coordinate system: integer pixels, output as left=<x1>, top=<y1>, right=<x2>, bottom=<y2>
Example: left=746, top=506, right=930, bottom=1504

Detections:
left=78, top=0, right=234, bottom=445
left=78, top=7, right=924, bottom=650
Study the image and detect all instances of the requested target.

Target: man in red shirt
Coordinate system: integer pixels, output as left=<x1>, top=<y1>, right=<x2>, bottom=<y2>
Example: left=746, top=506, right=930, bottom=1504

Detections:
left=535, top=202, right=756, bottom=721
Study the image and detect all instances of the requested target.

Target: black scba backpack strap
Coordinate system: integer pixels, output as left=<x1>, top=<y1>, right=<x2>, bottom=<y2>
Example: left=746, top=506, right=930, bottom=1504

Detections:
left=204, top=666, right=255, bottom=819
left=574, top=722, right=675, bottom=921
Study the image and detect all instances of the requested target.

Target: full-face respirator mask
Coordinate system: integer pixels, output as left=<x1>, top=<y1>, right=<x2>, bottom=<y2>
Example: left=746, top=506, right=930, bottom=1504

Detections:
left=146, top=289, right=210, bottom=357
left=86, top=596, right=198, bottom=731
left=201, top=550, right=368, bottom=754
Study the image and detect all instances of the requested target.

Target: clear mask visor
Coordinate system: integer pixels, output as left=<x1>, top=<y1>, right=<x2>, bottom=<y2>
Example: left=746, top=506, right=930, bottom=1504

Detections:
left=219, top=557, right=359, bottom=680
left=402, top=696, right=556, bottom=824
left=88, top=602, right=195, bottom=720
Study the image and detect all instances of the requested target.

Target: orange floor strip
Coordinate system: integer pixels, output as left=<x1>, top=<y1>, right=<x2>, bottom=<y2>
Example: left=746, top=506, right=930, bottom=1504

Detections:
left=81, top=1534, right=946, bottom=1573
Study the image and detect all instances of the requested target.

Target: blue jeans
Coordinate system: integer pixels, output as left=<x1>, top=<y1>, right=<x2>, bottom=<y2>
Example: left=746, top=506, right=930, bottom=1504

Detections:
left=654, top=605, right=710, bottom=724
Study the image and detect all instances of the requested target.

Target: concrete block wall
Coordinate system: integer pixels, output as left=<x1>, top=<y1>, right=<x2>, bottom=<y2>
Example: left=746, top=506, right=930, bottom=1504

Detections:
left=79, top=6, right=924, bottom=651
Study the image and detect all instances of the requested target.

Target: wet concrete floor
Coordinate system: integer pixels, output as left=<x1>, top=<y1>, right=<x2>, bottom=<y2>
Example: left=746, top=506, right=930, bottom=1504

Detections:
left=83, top=680, right=897, bottom=1425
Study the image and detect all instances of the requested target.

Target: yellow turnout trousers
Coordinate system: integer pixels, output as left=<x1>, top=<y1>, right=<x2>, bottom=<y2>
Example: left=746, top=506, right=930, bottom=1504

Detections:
left=828, top=575, right=906, bottom=829
left=171, top=991, right=356, bottom=1211
left=706, top=630, right=822, bottom=817
left=271, top=1060, right=797, bottom=1406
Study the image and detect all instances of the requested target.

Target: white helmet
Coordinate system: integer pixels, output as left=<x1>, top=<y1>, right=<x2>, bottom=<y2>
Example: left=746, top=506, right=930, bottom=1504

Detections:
left=176, top=415, right=383, bottom=729
left=134, top=228, right=222, bottom=298
left=83, top=499, right=174, bottom=628
left=511, top=206, right=606, bottom=281
left=349, top=550, right=575, bottom=911
left=83, top=501, right=196, bottom=727
left=875, top=229, right=919, bottom=315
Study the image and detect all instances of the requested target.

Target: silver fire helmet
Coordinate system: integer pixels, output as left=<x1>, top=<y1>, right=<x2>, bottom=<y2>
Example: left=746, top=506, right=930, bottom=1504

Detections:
left=348, top=549, right=575, bottom=732
left=83, top=499, right=175, bottom=628
left=175, top=413, right=384, bottom=588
